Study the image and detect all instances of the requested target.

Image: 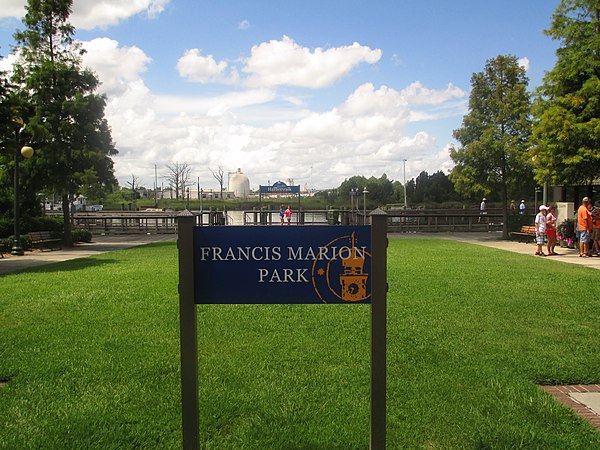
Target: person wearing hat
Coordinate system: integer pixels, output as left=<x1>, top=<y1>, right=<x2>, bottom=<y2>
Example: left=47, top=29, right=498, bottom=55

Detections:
left=519, top=199, right=526, bottom=215
left=577, top=197, right=593, bottom=257
left=479, top=197, right=487, bottom=223
left=534, top=205, right=548, bottom=256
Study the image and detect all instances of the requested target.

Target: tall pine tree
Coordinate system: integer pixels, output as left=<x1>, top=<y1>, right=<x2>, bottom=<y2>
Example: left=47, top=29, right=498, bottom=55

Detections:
left=12, top=0, right=116, bottom=244
left=450, top=55, right=532, bottom=239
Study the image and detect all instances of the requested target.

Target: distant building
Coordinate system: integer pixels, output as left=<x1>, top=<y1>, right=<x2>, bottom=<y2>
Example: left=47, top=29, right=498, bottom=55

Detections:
left=228, top=168, right=250, bottom=198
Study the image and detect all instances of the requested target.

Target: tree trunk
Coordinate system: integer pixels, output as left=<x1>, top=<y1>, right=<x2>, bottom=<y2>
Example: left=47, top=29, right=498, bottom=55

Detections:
left=61, top=193, right=73, bottom=246
left=501, top=181, right=509, bottom=240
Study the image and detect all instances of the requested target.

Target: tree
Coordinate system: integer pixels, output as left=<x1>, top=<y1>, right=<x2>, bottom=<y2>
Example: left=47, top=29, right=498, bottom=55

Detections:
left=532, top=0, right=600, bottom=188
left=126, top=173, right=141, bottom=204
left=450, top=55, right=532, bottom=239
left=210, top=165, right=225, bottom=196
left=12, top=0, right=116, bottom=244
left=0, top=62, right=14, bottom=218
left=408, top=171, right=459, bottom=205
left=166, top=161, right=192, bottom=199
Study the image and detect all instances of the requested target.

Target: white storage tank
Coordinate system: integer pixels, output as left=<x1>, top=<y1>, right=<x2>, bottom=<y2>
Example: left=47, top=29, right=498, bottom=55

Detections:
left=228, top=168, right=250, bottom=198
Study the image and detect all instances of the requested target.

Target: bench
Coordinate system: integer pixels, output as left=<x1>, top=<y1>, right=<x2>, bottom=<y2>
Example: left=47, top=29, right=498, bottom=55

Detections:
left=0, top=241, right=9, bottom=258
left=29, top=231, right=62, bottom=251
left=510, top=225, right=536, bottom=243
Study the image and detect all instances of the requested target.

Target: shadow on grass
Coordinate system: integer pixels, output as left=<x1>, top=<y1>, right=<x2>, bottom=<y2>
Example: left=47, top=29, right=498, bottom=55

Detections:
left=0, top=257, right=120, bottom=276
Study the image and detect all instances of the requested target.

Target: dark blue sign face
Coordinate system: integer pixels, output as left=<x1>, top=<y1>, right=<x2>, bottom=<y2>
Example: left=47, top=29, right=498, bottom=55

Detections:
left=193, top=226, right=371, bottom=304
left=259, top=184, right=300, bottom=194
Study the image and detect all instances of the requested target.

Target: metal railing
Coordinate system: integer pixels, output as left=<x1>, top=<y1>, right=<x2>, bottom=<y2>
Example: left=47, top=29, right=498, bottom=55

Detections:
left=63, top=208, right=509, bottom=234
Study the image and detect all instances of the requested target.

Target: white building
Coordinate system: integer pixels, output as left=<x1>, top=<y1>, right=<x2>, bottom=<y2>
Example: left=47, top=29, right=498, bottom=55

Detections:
left=228, top=168, right=250, bottom=198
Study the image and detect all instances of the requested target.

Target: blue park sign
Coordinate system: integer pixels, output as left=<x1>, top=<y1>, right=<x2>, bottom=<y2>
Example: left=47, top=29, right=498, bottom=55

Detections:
left=193, top=225, right=371, bottom=304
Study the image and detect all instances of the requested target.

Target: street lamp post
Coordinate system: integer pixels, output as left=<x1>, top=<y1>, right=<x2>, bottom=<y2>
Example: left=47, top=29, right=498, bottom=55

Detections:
left=350, top=188, right=357, bottom=224
left=363, top=187, right=368, bottom=224
left=11, top=121, right=34, bottom=256
left=403, top=159, right=408, bottom=209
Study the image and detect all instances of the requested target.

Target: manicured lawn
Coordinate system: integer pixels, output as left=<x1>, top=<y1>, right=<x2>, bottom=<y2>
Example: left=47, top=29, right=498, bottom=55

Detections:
left=0, top=239, right=599, bottom=449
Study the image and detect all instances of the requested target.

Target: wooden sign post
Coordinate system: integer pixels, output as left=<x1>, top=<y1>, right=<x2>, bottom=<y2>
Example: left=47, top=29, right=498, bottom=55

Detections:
left=177, top=209, right=387, bottom=449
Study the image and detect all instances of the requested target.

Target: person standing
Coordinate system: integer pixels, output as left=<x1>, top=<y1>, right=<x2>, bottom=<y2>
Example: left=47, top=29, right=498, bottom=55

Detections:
left=535, top=205, right=548, bottom=256
left=510, top=199, right=517, bottom=215
left=285, top=205, right=292, bottom=225
left=591, top=201, right=600, bottom=255
left=577, top=197, right=593, bottom=257
left=279, top=204, right=285, bottom=225
left=519, top=199, right=526, bottom=215
left=479, top=197, right=487, bottom=223
left=546, top=205, right=558, bottom=256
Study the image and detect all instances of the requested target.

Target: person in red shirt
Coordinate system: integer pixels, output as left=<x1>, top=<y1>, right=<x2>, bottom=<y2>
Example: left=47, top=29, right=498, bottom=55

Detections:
left=577, top=197, right=593, bottom=257
left=546, top=205, right=558, bottom=256
left=591, top=201, right=600, bottom=255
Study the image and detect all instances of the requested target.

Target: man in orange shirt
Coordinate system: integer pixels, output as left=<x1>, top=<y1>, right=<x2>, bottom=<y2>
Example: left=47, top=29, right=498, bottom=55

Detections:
left=577, top=197, right=593, bottom=257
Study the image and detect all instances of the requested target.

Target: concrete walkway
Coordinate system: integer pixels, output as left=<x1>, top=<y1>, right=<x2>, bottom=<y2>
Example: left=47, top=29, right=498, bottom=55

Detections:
left=1, top=231, right=600, bottom=275
left=390, top=231, right=600, bottom=271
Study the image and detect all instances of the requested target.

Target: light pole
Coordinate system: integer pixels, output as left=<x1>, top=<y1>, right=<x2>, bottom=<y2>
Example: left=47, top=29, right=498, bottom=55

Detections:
left=403, top=159, right=408, bottom=209
left=363, top=187, right=368, bottom=224
left=11, top=119, right=34, bottom=256
left=186, top=187, right=190, bottom=210
left=350, top=188, right=358, bottom=224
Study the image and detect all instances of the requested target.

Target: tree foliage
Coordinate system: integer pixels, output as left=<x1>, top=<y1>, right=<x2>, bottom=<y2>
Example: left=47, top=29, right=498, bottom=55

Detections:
left=450, top=54, right=532, bottom=238
left=532, top=0, right=600, bottom=185
left=11, top=0, right=116, bottom=243
left=336, top=174, right=397, bottom=207
left=406, top=170, right=459, bottom=205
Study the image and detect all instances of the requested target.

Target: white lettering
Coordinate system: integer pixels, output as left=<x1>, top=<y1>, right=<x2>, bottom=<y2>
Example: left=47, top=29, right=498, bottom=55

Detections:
left=257, top=268, right=311, bottom=283
left=288, top=247, right=303, bottom=260
left=296, top=268, right=309, bottom=282
left=251, top=247, right=264, bottom=260
left=258, top=268, right=269, bottom=282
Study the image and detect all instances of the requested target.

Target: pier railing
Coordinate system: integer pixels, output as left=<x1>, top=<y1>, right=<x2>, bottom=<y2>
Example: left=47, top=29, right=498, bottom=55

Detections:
left=63, top=208, right=508, bottom=234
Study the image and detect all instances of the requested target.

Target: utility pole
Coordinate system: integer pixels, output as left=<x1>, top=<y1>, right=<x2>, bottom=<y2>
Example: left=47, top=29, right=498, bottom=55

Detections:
left=403, top=159, right=408, bottom=209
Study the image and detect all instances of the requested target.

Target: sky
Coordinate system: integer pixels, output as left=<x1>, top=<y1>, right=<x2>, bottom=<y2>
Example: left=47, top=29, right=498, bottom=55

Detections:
left=0, top=0, right=560, bottom=192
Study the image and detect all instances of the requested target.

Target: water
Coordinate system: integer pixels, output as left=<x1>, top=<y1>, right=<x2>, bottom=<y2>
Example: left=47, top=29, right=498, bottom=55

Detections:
left=226, top=210, right=329, bottom=225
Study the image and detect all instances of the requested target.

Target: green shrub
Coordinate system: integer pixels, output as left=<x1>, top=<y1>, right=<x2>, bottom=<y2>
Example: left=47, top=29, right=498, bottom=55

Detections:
left=71, top=228, right=92, bottom=243
left=1, top=235, right=31, bottom=250
left=26, top=216, right=63, bottom=233
left=0, top=217, right=11, bottom=238
left=0, top=236, right=12, bottom=250
left=0, top=216, right=64, bottom=238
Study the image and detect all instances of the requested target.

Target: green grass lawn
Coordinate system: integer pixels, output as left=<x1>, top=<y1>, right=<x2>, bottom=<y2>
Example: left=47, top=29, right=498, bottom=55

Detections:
left=0, top=239, right=599, bottom=449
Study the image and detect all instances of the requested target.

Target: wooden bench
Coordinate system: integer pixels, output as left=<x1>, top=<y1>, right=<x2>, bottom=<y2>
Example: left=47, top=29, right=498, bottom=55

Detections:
left=510, top=225, right=536, bottom=242
left=29, top=231, right=62, bottom=251
left=0, top=241, right=10, bottom=258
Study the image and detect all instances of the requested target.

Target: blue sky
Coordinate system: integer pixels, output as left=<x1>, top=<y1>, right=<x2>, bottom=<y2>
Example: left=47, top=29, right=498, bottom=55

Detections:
left=0, top=0, right=560, bottom=191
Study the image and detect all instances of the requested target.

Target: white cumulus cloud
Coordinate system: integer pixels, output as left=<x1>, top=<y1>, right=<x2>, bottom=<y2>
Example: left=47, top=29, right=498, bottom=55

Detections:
left=0, top=0, right=170, bottom=29
left=243, top=36, right=382, bottom=88
left=176, top=49, right=239, bottom=84
left=81, top=38, right=152, bottom=96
